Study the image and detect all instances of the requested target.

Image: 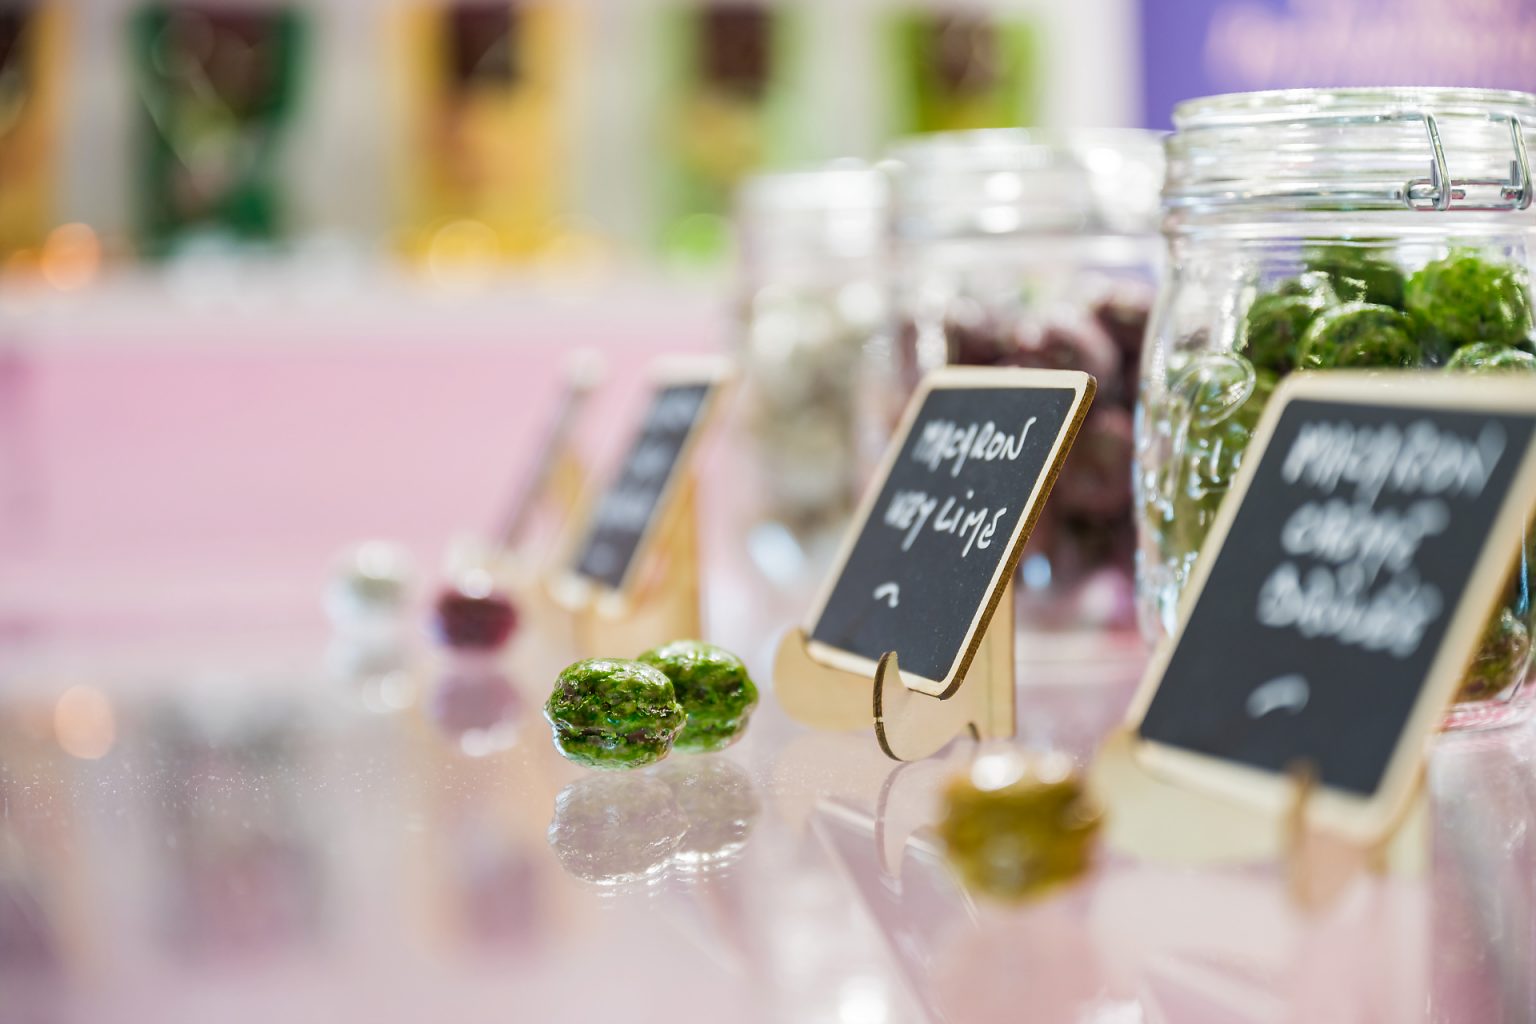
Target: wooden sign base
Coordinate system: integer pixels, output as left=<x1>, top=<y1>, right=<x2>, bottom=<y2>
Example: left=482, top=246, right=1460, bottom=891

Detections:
left=870, top=751, right=974, bottom=874
left=1090, top=727, right=1428, bottom=910
left=554, top=475, right=703, bottom=658
left=774, top=582, right=1018, bottom=761
left=500, top=444, right=592, bottom=630
left=489, top=353, right=600, bottom=599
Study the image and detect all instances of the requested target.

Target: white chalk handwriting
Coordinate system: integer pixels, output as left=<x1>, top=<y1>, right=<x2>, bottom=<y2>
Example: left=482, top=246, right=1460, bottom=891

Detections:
left=883, top=487, right=1007, bottom=557
left=1281, top=419, right=1505, bottom=506
left=1256, top=417, right=1504, bottom=659
left=912, top=417, right=1036, bottom=478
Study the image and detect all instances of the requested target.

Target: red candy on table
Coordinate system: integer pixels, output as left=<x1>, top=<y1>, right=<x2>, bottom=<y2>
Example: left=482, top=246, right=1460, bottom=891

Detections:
left=433, top=572, right=519, bottom=650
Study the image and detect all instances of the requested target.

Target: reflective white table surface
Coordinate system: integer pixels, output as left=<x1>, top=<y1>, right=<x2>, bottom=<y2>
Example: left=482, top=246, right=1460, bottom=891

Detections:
left=2, top=609, right=1533, bottom=1024
left=1, top=327, right=1533, bottom=1023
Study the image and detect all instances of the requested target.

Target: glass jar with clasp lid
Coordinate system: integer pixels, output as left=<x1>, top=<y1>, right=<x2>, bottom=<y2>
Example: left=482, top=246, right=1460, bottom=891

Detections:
left=1138, top=87, right=1536, bottom=729
left=733, top=162, right=889, bottom=584
left=884, top=129, right=1165, bottom=632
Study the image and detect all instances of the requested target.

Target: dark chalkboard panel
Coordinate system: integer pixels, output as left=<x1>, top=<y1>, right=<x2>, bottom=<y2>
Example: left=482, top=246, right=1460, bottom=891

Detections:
left=807, top=368, right=1094, bottom=695
left=571, top=376, right=717, bottom=592
left=1135, top=374, right=1536, bottom=819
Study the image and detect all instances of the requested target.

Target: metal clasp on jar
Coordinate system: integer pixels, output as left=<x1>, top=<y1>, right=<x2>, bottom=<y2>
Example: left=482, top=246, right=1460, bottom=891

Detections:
left=1403, top=111, right=1533, bottom=213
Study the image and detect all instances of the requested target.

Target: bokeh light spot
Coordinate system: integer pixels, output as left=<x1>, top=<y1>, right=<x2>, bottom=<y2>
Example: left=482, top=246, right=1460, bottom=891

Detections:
left=53, top=685, right=116, bottom=760
left=40, top=224, right=102, bottom=291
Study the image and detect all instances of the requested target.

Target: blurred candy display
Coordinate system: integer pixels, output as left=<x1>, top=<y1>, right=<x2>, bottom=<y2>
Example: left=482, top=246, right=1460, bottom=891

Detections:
left=0, top=0, right=1136, bottom=273
left=395, top=1, right=572, bottom=265
left=0, top=3, right=63, bottom=261
left=885, top=9, right=1036, bottom=135
left=130, top=5, right=306, bottom=257
left=656, top=2, right=800, bottom=263
left=885, top=128, right=1164, bottom=629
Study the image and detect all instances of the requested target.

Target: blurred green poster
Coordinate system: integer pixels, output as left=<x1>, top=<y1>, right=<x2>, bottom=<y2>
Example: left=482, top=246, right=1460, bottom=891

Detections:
left=131, top=6, right=305, bottom=258
left=656, top=2, right=808, bottom=264
left=885, top=10, right=1038, bottom=135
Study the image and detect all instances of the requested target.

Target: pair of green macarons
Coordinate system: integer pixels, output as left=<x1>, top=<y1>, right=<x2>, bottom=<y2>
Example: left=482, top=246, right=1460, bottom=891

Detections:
left=543, top=640, right=759, bottom=769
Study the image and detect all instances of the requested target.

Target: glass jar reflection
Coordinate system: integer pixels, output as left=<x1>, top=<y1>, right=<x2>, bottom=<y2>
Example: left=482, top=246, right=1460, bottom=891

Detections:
left=428, top=659, right=524, bottom=757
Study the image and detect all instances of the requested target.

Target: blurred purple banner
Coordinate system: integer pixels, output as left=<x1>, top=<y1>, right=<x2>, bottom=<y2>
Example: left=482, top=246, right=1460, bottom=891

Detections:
left=1140, top=0, right=1536, bottom=128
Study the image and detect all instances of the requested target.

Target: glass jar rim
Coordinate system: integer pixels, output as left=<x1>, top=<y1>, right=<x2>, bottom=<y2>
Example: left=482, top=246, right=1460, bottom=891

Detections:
left=1174, top=86, right=1536, bottom=129
left=884, top=126, right=1164, bottom=170
left=735, top=161, right=888, bottom=270
left=883, top=127, right=1165, bottom=241
left=1166, top=87, right=1536, bottom=215
left=736, top=160, right=888, bottom=216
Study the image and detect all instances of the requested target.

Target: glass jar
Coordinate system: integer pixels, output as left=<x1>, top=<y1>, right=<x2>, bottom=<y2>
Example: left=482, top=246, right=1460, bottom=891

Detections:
left=1138, top=87, right=1536, bottom=729
left=885, top=129, right=1165, bottom=630
left=733, top=162, right=889, bottom=577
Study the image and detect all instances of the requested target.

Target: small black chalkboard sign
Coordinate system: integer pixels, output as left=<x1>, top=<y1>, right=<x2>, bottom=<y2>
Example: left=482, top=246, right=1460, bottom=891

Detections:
left=806, top=367, right=1095, bottom=696
left=571, top=369, right=721, bottom=593
left=1133, top=373, right=1536, bottom=836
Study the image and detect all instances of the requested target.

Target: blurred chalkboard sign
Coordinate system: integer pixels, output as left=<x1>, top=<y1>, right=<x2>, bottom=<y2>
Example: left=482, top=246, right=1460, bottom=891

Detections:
left=571, top=368, right=722, bottom=594
left=806, top=367, right=1094, bottom=696
left=1133, top=373, right=1536, bottom=836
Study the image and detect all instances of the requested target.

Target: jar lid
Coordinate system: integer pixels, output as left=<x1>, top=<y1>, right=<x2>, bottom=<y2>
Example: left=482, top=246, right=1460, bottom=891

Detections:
left=734, top=161, right=888, bottom=268
left=1166, top=87, right=1536, bottom=214
left=883, top=128, right=1165, bottom=241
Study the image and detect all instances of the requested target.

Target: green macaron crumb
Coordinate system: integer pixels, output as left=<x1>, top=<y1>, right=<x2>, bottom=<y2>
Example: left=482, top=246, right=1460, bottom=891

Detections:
left=1241, top=290, right=1329, bottom=374
left=1160, top=252, right=1536, bottom=709
left=1445, top=341, right=1536, bottom=373
left=1458, top=607, right=1532, bottom=703
left=638, top=640, right=759, bottom=753
left=1296, top=302, right=1420, bottom=369
left=1304, top=244, right=1406, bottom=309
left=1405, top=251, right=1533, bottom=356
left=1167, top=365, right=1278, bottom=559
left=544, top=658, right=686, bottom=769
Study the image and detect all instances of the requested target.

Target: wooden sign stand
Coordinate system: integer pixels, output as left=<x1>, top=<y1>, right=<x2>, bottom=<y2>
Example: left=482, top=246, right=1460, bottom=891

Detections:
left=774, top=576, right=1018, bottom=761
left=437, top=420, right=593, bottom=681
left=1083, top=370, right=1536, bottom=911
left=498, top=444, right=589, bottom=586
left=868, top=750, right=977, bottom=876
left=1089, top=726, right=1428, bottom=910
left=454, top=354, right=600, bottom=634
left=557, top=474, right=703, bottom=659
left=550, top=360, right=726, bottom=658
left=512, top=442, right=590, bottom=567
left=774, top=367, right=1095, bottom=762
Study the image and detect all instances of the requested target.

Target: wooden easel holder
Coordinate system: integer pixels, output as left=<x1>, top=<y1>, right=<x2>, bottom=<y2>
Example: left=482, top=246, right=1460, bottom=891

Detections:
left=489, top=356, right=601, bottom=600
left=493, top=443, right=591, bottom=620
left=774, top=581, right=1019, bottom=761
left=552, top=475, right=703, bottom=658
left=869, top=752, right=974, bottom=874
left=1089, top=726, right=1428, bottom=911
